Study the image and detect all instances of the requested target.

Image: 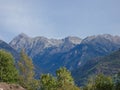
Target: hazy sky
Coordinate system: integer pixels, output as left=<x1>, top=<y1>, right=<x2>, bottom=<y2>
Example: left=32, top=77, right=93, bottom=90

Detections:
left=0, top=0, right=120, bottom=42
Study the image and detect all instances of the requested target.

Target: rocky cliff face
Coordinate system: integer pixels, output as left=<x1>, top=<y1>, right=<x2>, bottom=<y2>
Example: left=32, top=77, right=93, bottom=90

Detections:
left=10, top=33, right=82, bottom=57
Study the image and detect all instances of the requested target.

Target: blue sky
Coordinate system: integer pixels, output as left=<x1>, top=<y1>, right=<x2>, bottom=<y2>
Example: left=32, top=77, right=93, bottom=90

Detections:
left=0, top=0, right=120, bottom=42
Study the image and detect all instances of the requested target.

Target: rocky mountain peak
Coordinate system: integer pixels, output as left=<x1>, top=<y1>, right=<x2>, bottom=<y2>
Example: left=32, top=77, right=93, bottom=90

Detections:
left=9, top=33, right=82, bottom=58
left=81, top=34, right=120, bottom=45
left=63, top=36, right=82, bottom=45
left=17, top=33, right=29, bottom=39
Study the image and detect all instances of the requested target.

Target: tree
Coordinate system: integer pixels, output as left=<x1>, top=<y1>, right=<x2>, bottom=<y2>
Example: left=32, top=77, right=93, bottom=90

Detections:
left=83, top=76, right=96, bottom=90
left=40, top=74, right=56, bottom=90
left=0, top=50, right=18, bottom=83
left=83, top=74, right=113, bottom=90
left=18, top=49, right=38, bottom=90
left=56, top=67, right=74, bottom=87
left=40, top=67, right=80, bottom=90
left=56, top=67, right=80, bottom=90
left=114, top=72, right=120, bottom=90
left=94, top=74, right=113, bottom=90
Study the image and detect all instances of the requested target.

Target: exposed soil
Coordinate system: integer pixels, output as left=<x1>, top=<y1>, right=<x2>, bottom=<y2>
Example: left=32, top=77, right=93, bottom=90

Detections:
left=0, top=83, right=26, bottom=90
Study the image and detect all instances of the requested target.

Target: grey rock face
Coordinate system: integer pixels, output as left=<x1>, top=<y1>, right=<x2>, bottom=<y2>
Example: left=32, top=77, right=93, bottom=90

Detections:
left=82, top=34, right=120, bottom=44
left=10, top=33, right=82, bottom=58
left=9, top=33, right=82, bottom=75
left=60, top=34, right=120, bottom=70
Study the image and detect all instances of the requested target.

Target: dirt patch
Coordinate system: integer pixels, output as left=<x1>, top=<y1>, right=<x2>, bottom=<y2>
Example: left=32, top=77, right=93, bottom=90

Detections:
left=0, top=83, right=26, bottom=90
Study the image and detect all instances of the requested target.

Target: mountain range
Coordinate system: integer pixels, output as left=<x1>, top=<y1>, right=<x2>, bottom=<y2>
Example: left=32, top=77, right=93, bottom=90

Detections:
left=0, top=33, right=120, bottom=86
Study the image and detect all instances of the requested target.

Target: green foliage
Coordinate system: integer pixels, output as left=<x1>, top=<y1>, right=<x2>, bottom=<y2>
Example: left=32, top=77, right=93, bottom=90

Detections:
left=40, top=67, right=80, bottom=90
left=83, top=76, right=96, bottom=90
left=18, top=49, right=39, bottom=90
left=56, top=67, right=80, bottom=90
left=40, top=74, right=56, bottom=90
left=56, top=67, right=74, bottom=87
left=114, top=72, right=120, bottom=90
left=83, top=74, right=114, bottom=90
left=0, top=50, right=18, bottom=83
left=94, top=74, right=113, bottom=90
left=74, top=50, right=120, bottom=86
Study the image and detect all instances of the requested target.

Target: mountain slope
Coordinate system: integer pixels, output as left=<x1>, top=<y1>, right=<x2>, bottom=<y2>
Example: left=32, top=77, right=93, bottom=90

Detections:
left=61, top=34, right=120, bottom=70
left=10, top=33, right=82, bottom=56
left=73, top=49, right=120, bottom=86
left=9, top=34, right=120, bottom=74
left=9, top=33, right=82, bottom=74
left=0, top=40, right=19, bottom=60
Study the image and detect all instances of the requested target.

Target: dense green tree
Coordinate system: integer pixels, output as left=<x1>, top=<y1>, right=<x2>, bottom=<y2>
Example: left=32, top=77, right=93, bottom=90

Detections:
left=83, top=74, right=114, bottom=90
left=56, top=67, right=80, bottom=90
left=56, top=67, right=74, bottom=87
left=18, top=49, right=39, bottom=90
left=0, top=50, right=18, bottom=83
left=94, top=74, right=113, bottom=90
left=40, top=67, right=80, bottom=90
left=40, top=74, right=56, bottom=90
left=83, top=76, right=96, bottom=90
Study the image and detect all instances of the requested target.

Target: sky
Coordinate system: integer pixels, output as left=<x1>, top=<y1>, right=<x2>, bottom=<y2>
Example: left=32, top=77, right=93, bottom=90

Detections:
left=0, top=0, right=120, bottom=42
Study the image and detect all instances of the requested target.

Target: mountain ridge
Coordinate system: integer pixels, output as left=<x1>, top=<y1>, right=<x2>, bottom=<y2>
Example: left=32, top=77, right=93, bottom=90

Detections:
left=9, top=33, right=82, bottom=74
left=1, top=33, right=120, bottom=86
left=10, top=33, right=82, bottom=57
left=9, top=33, right=120, bottom=75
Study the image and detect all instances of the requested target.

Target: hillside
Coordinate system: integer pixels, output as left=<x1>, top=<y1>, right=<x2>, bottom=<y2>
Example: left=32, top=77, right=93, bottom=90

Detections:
left=0, top=40, right=19, bottom=60
left=73, top=49, right=120, bottom=86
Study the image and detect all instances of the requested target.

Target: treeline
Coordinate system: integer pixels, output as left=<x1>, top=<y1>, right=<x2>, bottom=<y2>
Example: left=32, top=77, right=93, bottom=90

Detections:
left=83, top=73, right=120, bottom=90
left=0, top=49, right=120, bottom=90
left=0, top=50, right=79, bottom=90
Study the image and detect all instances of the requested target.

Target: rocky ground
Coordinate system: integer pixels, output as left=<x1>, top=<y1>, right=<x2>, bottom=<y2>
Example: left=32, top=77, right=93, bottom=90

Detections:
left=0, top=83, right=25, bottom=90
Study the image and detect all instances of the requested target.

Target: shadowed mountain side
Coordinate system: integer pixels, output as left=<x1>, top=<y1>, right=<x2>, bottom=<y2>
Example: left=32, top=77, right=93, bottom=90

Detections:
left=0, top=40, right=19, bottom=61
left=9, top=34, right=120, bottom=78
left=73, top=49, right=120, bottom=86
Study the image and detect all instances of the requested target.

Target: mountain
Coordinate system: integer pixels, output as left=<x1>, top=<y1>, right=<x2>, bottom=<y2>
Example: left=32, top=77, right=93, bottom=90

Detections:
left=73, top=49, right=120, bottom=86
left=60, top=34, right=120, bottom=70
left=10, top=33, right=82, bottom=74
left=10, top=33, right=81, bottom=55
left=0, top=39, right=19, bottom=60
left=9, top=33, right=120, bottom=77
